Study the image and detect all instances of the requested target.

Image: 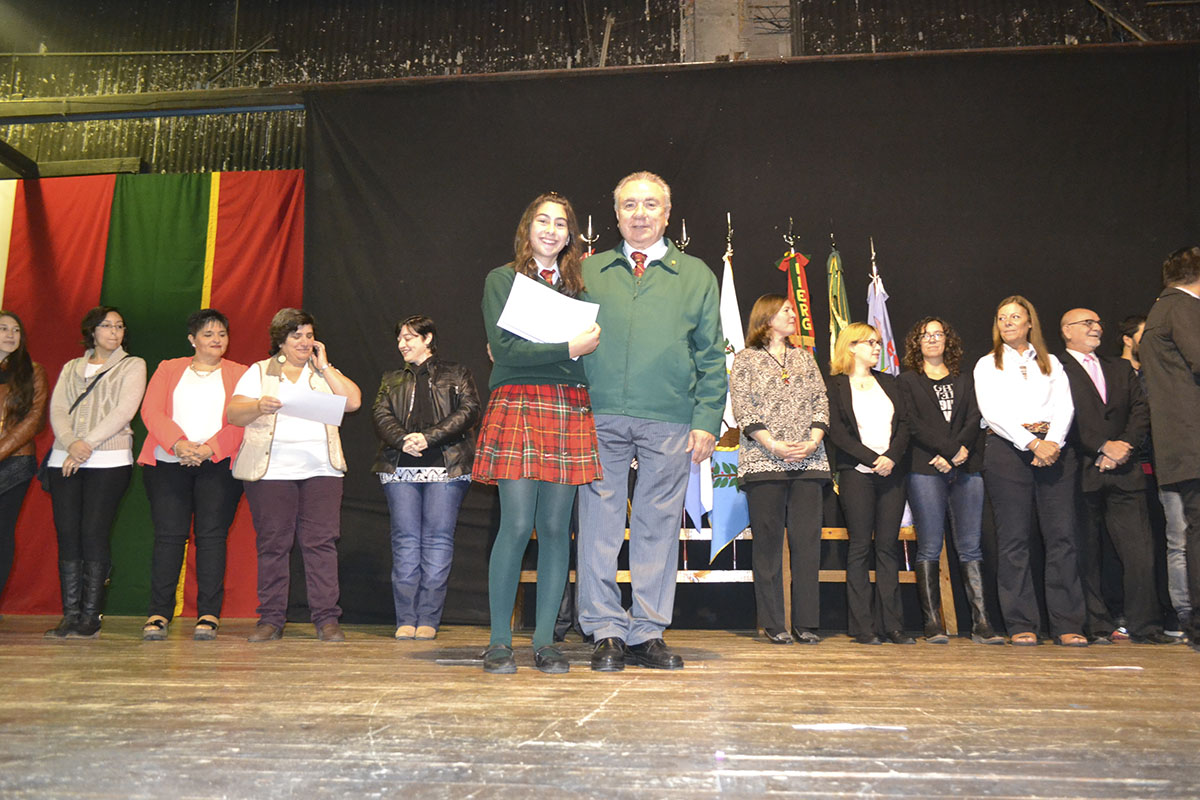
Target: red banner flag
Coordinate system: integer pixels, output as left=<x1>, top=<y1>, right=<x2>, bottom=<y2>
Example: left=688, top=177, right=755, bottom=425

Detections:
left=776, top=251, right=816, bottom=352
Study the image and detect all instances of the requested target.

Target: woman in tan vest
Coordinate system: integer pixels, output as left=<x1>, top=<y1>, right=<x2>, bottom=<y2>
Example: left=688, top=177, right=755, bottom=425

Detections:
left=228, top=308, right=361, bottom=643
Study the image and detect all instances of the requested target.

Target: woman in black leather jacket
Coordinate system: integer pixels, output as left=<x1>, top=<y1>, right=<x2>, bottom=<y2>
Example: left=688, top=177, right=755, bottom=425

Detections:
left=372, top=315, right=480, bottom=641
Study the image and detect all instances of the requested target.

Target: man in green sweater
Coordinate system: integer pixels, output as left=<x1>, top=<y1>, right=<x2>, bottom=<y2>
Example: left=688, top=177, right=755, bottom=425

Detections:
left=578, top=171, right=726, bottom=671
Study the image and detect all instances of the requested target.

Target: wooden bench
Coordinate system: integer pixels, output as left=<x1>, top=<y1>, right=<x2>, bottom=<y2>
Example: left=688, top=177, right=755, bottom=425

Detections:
left=515, top=526, right=958, bottom=632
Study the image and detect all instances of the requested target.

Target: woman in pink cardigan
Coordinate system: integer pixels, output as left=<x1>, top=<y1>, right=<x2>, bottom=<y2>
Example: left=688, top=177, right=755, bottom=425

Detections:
left=137, top=309, right=247, bottom=641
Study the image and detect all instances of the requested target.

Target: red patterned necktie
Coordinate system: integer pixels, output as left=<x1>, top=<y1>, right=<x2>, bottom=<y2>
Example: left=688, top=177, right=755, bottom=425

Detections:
left=631, top=251, right=647, bottom=278
left=540, top=268, right=555, bottom=285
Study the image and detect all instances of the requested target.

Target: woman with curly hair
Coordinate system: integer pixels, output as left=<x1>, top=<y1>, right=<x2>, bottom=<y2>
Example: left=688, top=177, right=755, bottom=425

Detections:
left=475, top=192, right=602, bottom=674
left=898, top=317, right=1002, bottom=644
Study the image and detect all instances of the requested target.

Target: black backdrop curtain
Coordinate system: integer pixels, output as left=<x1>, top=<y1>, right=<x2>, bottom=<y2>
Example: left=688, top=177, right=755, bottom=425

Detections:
left=304, top=44, right=1200, bottom=626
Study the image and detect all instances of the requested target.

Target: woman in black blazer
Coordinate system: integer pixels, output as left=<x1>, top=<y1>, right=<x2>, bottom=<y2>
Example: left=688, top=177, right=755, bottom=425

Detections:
left=898, top=317, right=1003, bottom=645
left=826, top=323, right=912, bottom=645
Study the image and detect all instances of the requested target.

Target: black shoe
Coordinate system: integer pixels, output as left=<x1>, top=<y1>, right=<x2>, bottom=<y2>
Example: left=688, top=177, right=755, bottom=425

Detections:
left=791, top=629, right=822, bottom=644
left=590, top=637, right=627, bottom=672
left=853, top=633, right=883, bottom=645
left=1131, top=631, right=1185, bottom=645
left=482, top=644, right=517, bottom=674
left=886, top=630, right=916, bottom=645
left=1088, top=634, right=1114, bottom=645
left=765, top=630, right=794, bottom=645
left=627, top=638, right=684, bottom=669
left=534, top=645, right=570, bottom=673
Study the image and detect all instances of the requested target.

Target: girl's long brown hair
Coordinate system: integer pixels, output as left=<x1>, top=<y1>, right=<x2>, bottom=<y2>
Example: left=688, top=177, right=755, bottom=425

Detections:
left=0, top=310, right=36, bottom=425
left=511, top=192, right=585, bottom=298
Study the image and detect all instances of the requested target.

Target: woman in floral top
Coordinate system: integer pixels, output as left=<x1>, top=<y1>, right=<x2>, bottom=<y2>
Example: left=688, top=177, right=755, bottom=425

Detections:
left=730, top=294, right=831, bottom=645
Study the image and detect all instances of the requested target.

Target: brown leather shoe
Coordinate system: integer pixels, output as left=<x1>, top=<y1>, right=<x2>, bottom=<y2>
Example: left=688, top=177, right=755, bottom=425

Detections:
left=247, top=622, right=282, bottom=642
left=317, top=621, right=346, bottom=642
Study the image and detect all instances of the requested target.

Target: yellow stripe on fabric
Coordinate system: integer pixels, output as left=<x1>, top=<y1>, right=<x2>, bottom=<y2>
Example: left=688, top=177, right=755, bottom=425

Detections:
left=174, top=541, right=189, bottom=619
left=0, top=180, right=18, bottom=308
left=201, top=172, right=221, bottom=308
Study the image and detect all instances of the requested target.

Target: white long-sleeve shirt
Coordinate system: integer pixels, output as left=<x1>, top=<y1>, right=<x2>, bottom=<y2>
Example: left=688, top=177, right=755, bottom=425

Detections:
left=973, top=343, right=1074, bottom=451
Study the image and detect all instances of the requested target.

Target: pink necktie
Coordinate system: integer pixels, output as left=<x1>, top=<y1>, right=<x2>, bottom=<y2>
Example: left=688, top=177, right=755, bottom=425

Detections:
left=1084, top=354, right=1107, bottom=403
left=631, top=251, right=647, bottom=278
left=540, top=268, right=555, bottom=285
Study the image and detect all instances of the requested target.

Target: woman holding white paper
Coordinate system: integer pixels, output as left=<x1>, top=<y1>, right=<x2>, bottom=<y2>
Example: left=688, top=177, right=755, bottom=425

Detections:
left=475, top=192, right=602, bottom=674
left=228, top=308, right=362, bottom=643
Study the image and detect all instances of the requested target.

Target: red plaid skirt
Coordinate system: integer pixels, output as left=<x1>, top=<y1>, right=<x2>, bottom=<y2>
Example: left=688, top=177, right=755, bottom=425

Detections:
left=473, top=384, right=602, bottom=485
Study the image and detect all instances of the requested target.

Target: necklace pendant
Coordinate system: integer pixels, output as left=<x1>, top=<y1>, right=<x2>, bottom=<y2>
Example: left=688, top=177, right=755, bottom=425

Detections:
left=781, top=370, right=789, bottom=384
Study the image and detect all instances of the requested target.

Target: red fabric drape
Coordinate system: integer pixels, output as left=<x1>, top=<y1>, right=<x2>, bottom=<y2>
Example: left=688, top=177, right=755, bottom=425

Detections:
left=1, top=175, right=116, bottom=613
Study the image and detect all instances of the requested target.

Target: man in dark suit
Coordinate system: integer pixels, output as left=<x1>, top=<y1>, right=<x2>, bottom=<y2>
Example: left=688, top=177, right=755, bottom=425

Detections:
left=1141, top=246, right=1200, bottom=650
left=1059, top=307, right=1178, bottom=644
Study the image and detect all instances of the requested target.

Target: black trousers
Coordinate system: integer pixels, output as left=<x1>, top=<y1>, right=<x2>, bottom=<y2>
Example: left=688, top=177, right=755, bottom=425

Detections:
left=0, top=473, right=34, bottom=599
left=48, top=465, right=133, bottom=564
left=144, top=460, right=243, bottom=620
left=837, top=469, right=906, bottom=637
left=745, top=478, right=824, bottom=635
left=983, top=437, right=1084, bottom=638
left=1078, top=475, right=1162, bottom=637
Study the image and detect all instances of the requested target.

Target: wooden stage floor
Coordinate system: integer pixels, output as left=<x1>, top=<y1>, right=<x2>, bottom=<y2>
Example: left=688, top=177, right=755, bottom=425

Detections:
left=1, top=617, right=1198, bottom=798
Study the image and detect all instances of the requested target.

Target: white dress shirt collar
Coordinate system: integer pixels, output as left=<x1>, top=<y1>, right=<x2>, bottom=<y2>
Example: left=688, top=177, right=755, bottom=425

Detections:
left=623, top=238, right=668, bottom=266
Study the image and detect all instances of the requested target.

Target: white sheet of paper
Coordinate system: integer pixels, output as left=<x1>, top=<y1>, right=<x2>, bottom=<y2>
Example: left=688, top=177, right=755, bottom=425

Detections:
left=496, top=272, right=599, bottom=344
left=279, top=391, right=347, bottom=426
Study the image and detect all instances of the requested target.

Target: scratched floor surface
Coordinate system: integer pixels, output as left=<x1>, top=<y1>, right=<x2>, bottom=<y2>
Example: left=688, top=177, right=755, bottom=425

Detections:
left=1, top=617, right=1197, bottom=798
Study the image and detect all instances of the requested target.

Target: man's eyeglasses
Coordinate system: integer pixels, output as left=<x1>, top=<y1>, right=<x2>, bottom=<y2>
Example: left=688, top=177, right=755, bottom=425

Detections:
left=1065, top=319, right=1102, bottom=329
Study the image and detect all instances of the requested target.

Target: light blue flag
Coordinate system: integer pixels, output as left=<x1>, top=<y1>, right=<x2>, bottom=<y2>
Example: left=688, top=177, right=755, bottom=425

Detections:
left=866, top=241, right=900, bottom=375
left=710, top=237, right=750, bottom=561
left=710, top=446, right=750, bottom=562
left=684, top=460, right=709, bottom=534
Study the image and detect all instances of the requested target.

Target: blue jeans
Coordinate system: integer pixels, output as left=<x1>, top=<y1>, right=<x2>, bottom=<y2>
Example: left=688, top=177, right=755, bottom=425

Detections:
left=907, top=469, right=984, bottom=564
left=382, top=479, right=469, bottom=628
left=1159, top=486, right=1192, bottom=616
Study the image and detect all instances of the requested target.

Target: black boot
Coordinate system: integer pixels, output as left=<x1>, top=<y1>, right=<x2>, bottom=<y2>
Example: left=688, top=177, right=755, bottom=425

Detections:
left=961, top=560, right=1004, bottom=644
left=915, top=561, right=949, bottom=643
left=68, top=561, right=110, bottom=639
left=44, top=560, right=83, bottom=639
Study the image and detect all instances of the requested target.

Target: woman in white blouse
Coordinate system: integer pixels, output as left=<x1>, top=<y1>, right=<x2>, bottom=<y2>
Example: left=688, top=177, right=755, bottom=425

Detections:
left=228, top=308, right=362, bottom=643
left=137, top=309, right=247, bottom=641
left=973, top=295, right=1087, bottom=647
left=826, top=323, right=912, bottom=645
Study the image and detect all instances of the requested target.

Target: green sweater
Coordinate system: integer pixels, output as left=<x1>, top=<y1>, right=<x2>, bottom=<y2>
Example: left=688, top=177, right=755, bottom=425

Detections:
left=481, top=264, right=590, bottom=391
left=581, top=239, right=726, bottom=434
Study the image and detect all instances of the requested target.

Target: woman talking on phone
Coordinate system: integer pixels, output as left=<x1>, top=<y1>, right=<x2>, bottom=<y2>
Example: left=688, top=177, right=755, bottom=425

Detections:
left=228, top=308, right=362, bottom=643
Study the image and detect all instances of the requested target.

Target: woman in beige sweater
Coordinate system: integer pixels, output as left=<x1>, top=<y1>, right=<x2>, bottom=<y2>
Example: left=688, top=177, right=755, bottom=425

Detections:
left=45, top=306, right=146, bottom=639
